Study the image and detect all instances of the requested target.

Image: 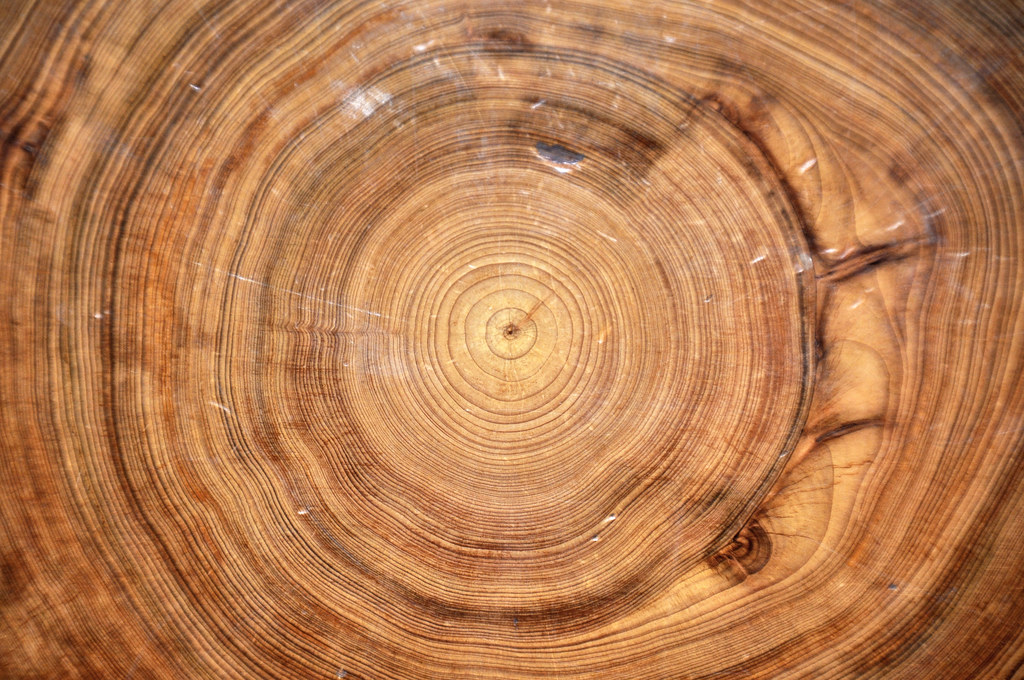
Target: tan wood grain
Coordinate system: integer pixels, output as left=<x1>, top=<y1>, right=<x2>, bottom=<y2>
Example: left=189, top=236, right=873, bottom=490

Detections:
left=1, top=1, right=1023, bottom=678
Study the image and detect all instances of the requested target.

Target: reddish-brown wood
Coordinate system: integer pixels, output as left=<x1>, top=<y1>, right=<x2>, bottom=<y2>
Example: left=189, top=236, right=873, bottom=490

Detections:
left=1, top=1, right=1023, bottom=678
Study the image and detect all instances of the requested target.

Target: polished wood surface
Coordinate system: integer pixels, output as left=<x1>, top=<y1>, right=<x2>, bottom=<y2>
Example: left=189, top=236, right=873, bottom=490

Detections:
left=2, top=1, right=1023, bottom=677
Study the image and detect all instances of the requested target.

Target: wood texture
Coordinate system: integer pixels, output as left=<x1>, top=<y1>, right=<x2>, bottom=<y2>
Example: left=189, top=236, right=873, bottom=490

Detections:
left=1, top=1, right=1023, bottom=678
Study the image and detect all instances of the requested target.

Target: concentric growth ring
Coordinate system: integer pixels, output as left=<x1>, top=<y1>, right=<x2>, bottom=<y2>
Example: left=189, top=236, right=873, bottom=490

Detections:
left=219, top=50, right=815, bottom=622
left=8, top=2, right=1024, bottom=678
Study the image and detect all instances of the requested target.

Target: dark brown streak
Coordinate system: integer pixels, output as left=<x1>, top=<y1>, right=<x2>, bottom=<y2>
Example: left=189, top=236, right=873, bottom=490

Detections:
left=814, top=418, right=885, bottom=444
left=817, top=236, right=932, bottom=283
left=700, top=92, right=822, bottom=258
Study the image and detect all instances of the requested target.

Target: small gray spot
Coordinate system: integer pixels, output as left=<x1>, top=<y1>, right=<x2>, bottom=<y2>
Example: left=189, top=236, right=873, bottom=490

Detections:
left=536, top=141, right=585, bottom=165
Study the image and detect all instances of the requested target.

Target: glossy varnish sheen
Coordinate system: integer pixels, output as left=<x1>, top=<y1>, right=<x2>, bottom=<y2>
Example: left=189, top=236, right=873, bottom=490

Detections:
left=1, top=1, right=1023, bottom=678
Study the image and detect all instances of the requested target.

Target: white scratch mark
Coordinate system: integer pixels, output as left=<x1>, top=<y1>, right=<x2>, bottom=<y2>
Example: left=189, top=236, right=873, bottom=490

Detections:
left=193, top=262, right=390, bottom=319
left=886, top=219, right=905, bottom=231
left=596, top=231, right=618, bottom=243
left=209, top=401, right=232, bottom=414
left=796, top=251, right=813, bottom=274
left=297, top=507, right=309, bottom=515
left=798, top=158, right=817, bottom=174
left=414, top=40, right=435, bottom=53
left=531, top=99, right=545, bottom=109
left=604, top=514, right=617, bottom=523
left=343, top=86, right=391, bottom=118
left=750, top=255, right=766, bottom=264
left=189, top=83, right=201, bottom=92
left=222, top=270, right=265, bottom=286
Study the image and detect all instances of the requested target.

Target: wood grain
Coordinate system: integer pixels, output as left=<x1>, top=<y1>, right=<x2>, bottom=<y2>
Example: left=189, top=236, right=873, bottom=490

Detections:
left=1, top=1, right=1023, bottom=678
